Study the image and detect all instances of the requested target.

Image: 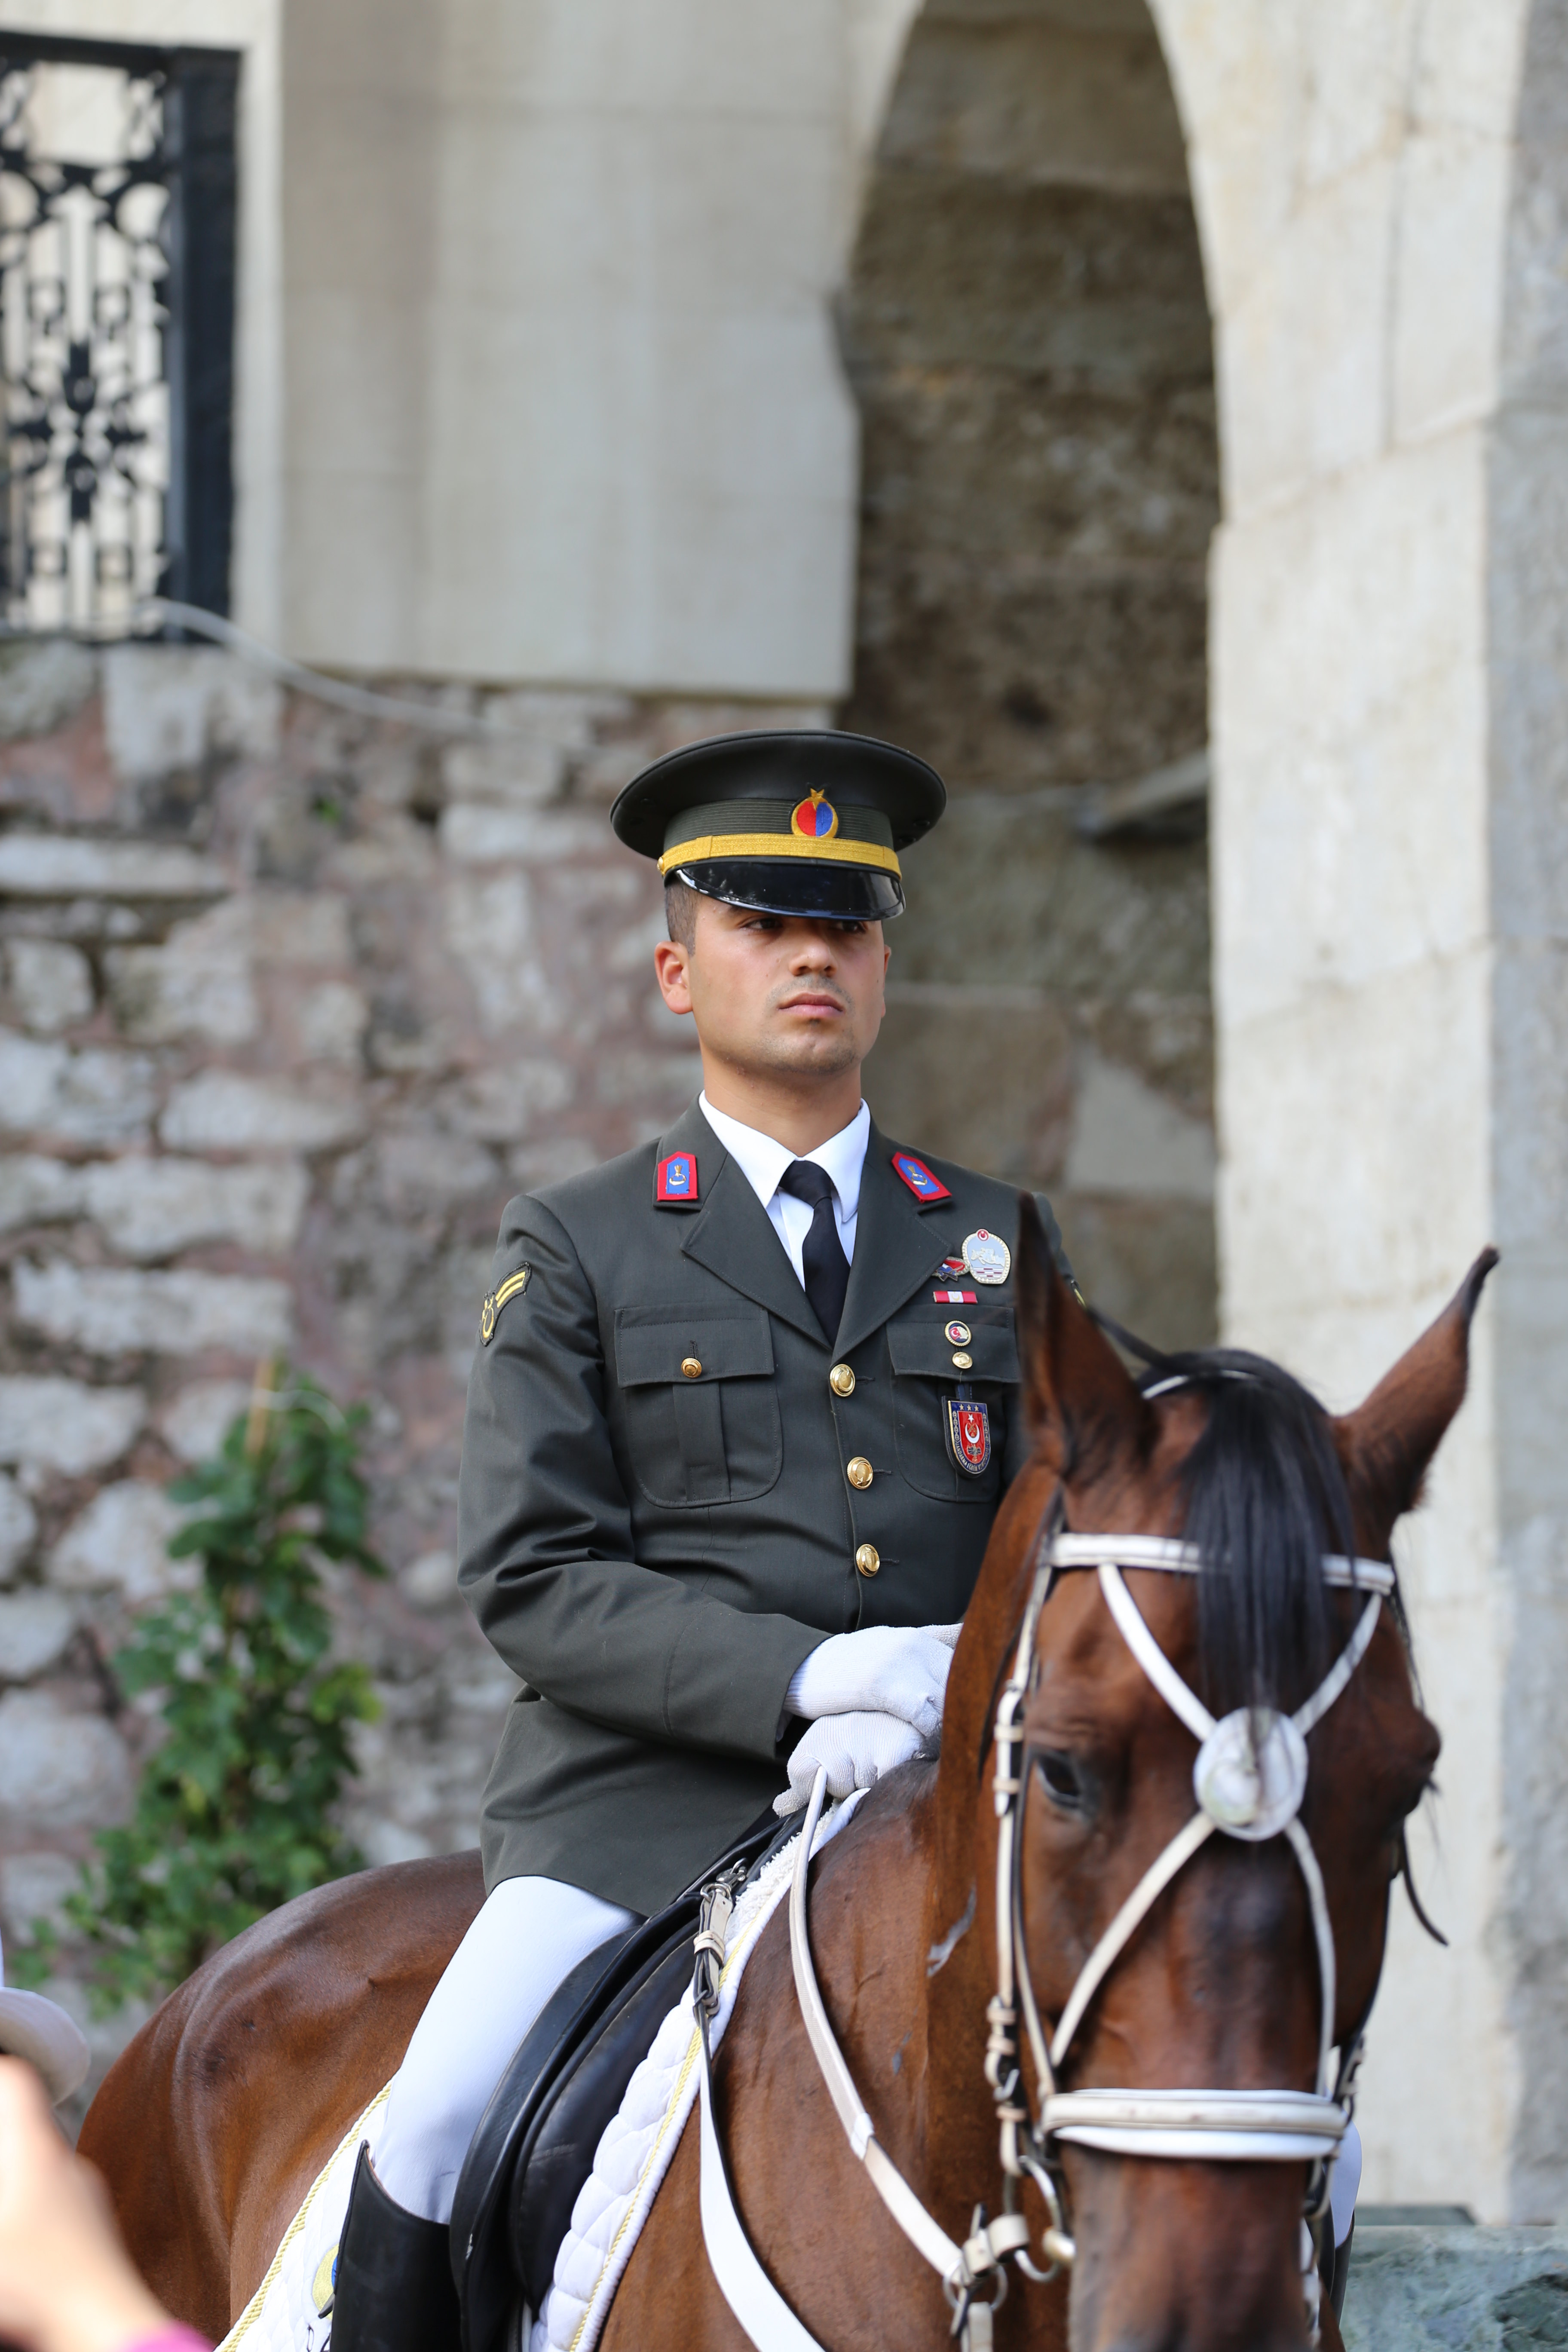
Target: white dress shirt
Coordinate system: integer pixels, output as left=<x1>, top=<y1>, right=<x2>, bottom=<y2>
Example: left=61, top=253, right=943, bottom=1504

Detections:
left=698, top=1093, right=870, bottom=1291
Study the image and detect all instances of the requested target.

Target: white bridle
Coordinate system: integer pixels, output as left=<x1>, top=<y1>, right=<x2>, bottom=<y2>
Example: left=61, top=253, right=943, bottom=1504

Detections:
left=779, top=1513, right=1396, bottom=2350
left=1023, top=1531, right=1390, bottom=2160
left=771, top=1496, right=1401, bottom=2343
left=980, top=1520, right=1393, bottom=2342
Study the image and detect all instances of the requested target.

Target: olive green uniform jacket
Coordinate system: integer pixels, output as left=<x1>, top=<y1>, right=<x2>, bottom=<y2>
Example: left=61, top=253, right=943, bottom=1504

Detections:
left=457, top=1098, right=1070, bottom=1916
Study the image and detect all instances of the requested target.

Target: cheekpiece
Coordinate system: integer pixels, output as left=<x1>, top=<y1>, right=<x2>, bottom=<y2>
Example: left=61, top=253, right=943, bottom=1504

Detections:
left=610, top=729, right=946, bottom=922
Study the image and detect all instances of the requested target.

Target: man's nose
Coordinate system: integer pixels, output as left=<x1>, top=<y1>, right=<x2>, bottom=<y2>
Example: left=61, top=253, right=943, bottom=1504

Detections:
left=792, top=931, right=837, bottom=967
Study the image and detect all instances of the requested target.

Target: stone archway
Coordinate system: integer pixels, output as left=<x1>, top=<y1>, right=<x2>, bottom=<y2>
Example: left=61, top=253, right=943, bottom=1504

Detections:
left=844, top=0, right=1219, bottom=1348
left=1141, top=0, right=1568, bottom=2223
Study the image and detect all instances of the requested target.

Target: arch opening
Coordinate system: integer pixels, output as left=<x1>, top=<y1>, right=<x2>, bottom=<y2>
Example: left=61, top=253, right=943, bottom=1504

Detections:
left=845, top=0, right=1219, bottom=1346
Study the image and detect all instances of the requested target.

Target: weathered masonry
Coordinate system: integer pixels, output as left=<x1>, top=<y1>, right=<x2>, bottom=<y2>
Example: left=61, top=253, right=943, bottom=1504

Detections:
left=0, top=0, right=1563, bottom=2229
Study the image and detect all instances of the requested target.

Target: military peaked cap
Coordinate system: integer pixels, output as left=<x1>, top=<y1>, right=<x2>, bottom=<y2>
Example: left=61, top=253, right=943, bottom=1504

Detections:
left=611, top=729, right=946, bottom=920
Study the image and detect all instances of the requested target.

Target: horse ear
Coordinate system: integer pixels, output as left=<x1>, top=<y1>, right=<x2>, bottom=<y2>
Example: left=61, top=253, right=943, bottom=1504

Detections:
left=1015, top=1195, right=1153, bottom=1485
left=1331, top=1248, right=1498, bottom=1553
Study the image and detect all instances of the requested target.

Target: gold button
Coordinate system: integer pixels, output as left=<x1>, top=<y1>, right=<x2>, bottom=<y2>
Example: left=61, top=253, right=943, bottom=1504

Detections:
left=951, top=1350, right=973, bottom=1371
left=846, top=1456, right=873, bottom=1490
left=855, top=1543, right=880, bottom=1577
left=829, top=1362, right=856, bottom=1397
left=680, top=1357, right=702, bottom=1379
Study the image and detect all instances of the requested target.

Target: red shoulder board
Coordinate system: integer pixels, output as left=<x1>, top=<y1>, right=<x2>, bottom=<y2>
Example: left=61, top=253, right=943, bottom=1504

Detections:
left=891, top=1151, right=952, bottom=1205
left=655, top=1152, right=700, bottom=1208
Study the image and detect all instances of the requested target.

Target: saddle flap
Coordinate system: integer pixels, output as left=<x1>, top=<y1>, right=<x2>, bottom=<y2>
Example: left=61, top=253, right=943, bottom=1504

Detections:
left=452, top=1810, right=780, bottom=2352
left=509, top=1927, right=698, bottom=2309
left=450, top=1929, right=635, bottom=2352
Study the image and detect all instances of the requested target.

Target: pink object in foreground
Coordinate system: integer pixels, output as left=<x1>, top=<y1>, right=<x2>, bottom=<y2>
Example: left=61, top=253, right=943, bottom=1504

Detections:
left=123, top=2328, right=212, bottom=2352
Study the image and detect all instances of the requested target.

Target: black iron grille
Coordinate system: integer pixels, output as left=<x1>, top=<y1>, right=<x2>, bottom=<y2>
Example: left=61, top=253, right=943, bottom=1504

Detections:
left=0, top=35, right=237, bottom=632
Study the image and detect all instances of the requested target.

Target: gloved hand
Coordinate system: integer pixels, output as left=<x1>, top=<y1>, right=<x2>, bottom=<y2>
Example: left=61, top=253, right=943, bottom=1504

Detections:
left=774, top=1711, right=925, bottom=1816
left=785, top=1622, right=962, bottom=1747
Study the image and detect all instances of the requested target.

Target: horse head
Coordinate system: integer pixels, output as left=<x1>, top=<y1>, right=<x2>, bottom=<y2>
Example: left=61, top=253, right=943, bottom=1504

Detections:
left=936, top=1211, right=1494, bottom=2352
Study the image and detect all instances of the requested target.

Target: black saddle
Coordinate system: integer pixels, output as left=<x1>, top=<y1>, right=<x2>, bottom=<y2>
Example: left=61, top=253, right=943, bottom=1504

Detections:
left=450, top=1812, right=785, bottom=2352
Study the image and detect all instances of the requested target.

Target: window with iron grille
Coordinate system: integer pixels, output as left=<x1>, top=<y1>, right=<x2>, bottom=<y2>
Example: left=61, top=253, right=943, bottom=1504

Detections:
left=0, top=34, right=236, bottom=635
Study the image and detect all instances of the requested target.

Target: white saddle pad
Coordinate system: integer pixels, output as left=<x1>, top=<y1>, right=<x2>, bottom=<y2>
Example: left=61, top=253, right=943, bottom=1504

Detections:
left=215, top=1794, right=861, bottom=2352
left=217, top=2087, right=393, bottom=2352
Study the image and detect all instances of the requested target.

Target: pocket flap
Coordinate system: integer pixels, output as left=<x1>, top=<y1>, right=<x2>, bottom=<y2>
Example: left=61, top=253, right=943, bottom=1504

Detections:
left=888, top=1307, right=1019, bottom=1385
left=615, top=1304, right=776, bottom=1387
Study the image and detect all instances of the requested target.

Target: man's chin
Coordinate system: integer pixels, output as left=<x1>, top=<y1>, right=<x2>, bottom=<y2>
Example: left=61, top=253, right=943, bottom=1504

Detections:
left=753, top=1030, right=861, bottom=1079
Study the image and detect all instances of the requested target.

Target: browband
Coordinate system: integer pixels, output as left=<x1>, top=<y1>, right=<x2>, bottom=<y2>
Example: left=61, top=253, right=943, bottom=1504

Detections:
left=1048, top=1532, right=1394, bottom=1594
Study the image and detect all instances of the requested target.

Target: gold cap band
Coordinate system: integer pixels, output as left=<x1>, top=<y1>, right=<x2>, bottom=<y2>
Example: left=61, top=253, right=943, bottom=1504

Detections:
left=658, top=831, right=902, bottom=878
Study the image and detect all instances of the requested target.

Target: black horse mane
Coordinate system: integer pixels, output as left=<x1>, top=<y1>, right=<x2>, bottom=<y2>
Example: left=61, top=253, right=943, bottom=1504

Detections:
left=1125, top=1339, right=1366, bottom=1718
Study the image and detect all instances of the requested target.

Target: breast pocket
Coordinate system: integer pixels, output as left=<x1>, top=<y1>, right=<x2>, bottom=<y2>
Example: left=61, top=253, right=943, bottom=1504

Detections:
left=614, top=1305, right=782, bottom=1507
left=886, top=1309, right=1017, bottom=1504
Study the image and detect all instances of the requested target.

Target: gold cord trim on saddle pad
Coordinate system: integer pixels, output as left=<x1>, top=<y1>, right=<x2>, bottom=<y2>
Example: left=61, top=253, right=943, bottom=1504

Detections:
left=657, top=833, right=902, bottom=877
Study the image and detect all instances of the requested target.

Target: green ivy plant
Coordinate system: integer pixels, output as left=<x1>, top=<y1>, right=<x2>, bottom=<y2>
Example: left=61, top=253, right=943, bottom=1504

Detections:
left=18, top=1366, right=386, bottom=2008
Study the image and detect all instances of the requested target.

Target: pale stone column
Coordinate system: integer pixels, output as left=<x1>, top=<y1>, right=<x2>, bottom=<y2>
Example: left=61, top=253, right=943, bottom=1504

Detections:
left=1152, top=0, right=1568, bottom=2217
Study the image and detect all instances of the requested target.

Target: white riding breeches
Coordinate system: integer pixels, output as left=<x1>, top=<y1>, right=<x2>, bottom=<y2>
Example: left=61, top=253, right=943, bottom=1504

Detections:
left=375, top=1876, right=638, bottom=2223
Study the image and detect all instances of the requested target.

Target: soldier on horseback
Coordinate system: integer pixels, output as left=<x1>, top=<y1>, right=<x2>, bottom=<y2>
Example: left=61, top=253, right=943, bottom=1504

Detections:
left=328, top=730, right=1079, bottom=2352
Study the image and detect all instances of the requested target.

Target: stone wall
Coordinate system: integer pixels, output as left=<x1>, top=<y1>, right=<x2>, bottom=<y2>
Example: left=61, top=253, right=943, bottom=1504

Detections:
left=1341, top=2226, right=1568, bottom=2350
left=845, top=0, right=1219, bottom=1349
left=0, top=633, right=824, bottom=2119
left=1153, top=0, right=1558, bottom=2217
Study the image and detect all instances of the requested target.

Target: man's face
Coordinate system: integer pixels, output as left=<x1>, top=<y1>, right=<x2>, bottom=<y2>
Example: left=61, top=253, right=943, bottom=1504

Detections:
left=654, top=897, right=890, bottom=1083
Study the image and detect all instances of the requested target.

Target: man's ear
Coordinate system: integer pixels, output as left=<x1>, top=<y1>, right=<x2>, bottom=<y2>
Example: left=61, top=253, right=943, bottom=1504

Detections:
left=1331, top=1249, right=1498, bottom=1556
left=1015, top=1195, right=1153, bottom=1485
left=653, top=938, right=694, bottom=1017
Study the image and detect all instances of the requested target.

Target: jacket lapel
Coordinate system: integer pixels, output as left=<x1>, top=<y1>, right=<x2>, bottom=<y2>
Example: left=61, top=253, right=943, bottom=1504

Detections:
left=672, top=1103, right=824, bottom=1344
left=834, top=1122, right=965, bottom=1359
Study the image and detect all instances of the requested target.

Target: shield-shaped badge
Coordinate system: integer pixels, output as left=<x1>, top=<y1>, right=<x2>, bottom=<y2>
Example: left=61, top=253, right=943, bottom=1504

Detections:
left=962, top=1228, right=1011, bottom=1285
left=944, top=1396, right=992, bottom=1478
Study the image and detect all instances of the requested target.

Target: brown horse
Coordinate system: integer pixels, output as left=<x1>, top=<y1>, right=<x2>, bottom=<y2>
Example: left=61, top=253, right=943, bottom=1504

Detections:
left=82, top=1221, right=1492, bottom=2352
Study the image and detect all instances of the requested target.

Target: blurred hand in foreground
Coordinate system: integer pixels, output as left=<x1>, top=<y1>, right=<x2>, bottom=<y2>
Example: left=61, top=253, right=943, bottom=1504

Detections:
left=0, top=2057, right=173, bottom=2352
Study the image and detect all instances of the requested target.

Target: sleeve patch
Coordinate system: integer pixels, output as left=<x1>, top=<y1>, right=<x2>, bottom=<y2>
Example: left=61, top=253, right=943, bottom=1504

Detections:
left=480, top=1264, right=531, bottom=1344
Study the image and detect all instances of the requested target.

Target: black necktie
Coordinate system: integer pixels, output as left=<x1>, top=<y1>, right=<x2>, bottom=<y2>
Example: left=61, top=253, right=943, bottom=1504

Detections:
left=778, top=1159, right=850, bottom=1344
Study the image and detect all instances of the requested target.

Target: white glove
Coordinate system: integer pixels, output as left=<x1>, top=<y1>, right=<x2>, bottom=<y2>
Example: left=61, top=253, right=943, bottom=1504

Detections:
left=785, top=1622, right=961, bottom=1747
left=774, top=1711, right=925, bottom=1816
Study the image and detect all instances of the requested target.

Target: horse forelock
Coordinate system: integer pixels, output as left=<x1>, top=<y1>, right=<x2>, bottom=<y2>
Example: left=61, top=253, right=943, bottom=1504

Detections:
left=1149, top=1347, right=1363, bottom=1720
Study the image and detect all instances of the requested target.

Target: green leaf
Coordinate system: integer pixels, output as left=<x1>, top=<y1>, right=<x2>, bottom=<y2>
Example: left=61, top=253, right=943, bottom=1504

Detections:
left=58, top=1366, right=390, bottom=2011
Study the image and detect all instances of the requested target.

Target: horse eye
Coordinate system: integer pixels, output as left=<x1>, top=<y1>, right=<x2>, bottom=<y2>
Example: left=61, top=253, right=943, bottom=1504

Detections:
left=1036, top=1751, right=1084, bottom=1808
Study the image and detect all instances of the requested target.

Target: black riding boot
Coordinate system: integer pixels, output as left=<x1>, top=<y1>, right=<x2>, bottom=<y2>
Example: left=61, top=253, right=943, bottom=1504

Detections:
left=329, top=2143, right=462, bottom=2352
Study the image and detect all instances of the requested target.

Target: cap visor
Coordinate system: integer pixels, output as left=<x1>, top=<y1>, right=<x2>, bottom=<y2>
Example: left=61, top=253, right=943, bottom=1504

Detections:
left=669, top=859, right=903, bottom=922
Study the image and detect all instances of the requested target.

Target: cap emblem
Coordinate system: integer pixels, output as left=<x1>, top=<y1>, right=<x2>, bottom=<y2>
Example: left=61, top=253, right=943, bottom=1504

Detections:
left=790, top=789, right=840, bottom=843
